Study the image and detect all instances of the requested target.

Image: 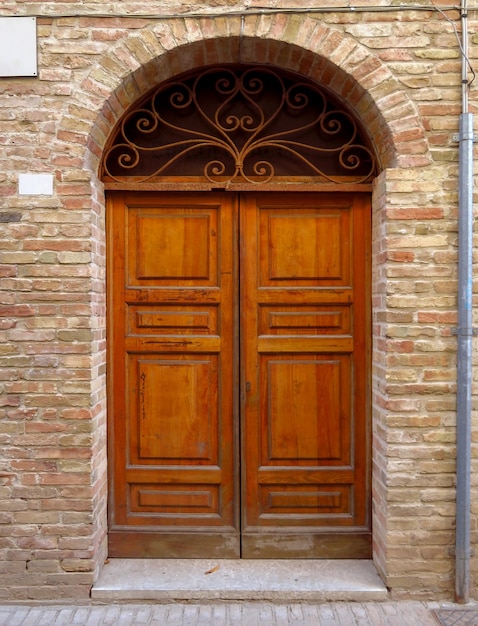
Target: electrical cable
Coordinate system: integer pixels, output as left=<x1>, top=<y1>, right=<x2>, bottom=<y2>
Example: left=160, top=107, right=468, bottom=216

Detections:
left=1, top=2, right=474, bottom=88
left=0, top=4, right=464, bottom=20
left=432, top=2, right=476, bottom=85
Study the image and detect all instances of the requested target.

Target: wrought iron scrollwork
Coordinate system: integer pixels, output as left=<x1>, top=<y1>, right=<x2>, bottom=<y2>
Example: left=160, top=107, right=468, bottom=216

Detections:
left=102, top=66, right=377, bottom=184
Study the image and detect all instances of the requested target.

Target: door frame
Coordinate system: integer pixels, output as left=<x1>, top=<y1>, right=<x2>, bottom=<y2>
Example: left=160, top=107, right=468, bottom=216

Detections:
left=105, top=184, right=372, bottom=558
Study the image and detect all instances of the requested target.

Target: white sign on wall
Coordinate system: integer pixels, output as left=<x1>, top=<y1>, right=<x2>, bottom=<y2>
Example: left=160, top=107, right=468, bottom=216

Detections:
left=19, top=174, right=54, bottom=196
left=0, top=17, right=37, bottom=77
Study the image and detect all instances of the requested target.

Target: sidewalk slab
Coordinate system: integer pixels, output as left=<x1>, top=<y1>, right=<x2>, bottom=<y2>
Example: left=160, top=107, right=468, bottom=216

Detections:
left=434, top=608, right=478, bottom=625
left=0, top=601, right=444, bottom=626
left=91, top=558, right=388, bottom=602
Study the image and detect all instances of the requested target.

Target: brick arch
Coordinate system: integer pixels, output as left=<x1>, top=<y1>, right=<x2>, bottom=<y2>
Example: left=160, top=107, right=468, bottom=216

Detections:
left=78, top=15, right=432, bottom=589
left=76, top=15, right=431, bottom=176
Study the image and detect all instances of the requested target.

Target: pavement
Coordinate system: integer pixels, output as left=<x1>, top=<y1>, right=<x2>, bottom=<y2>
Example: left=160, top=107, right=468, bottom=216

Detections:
left=0, top=600, right=476, bottom=626
left=2, top=559, right=478, bottom=625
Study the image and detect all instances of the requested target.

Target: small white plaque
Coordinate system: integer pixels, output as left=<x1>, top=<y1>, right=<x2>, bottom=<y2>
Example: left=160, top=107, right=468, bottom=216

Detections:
left=19, top=173, right=54, bottom=196
left=0, top=17, right=37, bottom=77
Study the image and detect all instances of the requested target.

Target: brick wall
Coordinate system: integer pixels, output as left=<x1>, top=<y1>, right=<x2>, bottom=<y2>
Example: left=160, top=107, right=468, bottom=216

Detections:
left=0, top=1, right=477, bottom=600
left=372, top=165, right=461, bottom=596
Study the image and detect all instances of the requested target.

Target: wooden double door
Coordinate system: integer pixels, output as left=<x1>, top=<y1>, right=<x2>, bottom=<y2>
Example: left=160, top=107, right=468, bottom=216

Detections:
left=107, top=191, right=371, bottom=558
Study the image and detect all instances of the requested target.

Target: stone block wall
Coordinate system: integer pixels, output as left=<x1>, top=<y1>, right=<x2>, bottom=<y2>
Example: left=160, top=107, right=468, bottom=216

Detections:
left=0, top=0, right=477, bottom=600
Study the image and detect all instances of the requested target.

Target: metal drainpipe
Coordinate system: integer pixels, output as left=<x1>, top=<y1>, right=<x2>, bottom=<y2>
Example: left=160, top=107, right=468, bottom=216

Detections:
left=455, top=0, right=474, bottom=605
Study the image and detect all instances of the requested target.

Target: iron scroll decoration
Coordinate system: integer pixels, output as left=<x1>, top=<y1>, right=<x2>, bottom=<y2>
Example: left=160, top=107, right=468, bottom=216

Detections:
left=102, top=66, right=377, bottom=184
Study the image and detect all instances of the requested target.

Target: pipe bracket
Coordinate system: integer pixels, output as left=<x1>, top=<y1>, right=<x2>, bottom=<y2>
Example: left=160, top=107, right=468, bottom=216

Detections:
left=452, top=327, right=478, bottom=336
left=452, top=133, right=478, bottom=142
left=449, top=546, right=476, bottom=557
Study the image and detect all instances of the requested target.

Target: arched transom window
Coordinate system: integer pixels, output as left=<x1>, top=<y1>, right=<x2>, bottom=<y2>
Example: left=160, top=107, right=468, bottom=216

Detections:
left=101, top=65, right=378, bottom=185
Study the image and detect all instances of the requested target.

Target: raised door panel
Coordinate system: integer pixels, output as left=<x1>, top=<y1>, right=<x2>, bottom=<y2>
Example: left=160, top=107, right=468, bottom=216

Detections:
left=261, top=210, right=349, bottom=286
left=264, top=356, right=351, bottom=465
left=128, top=355, right=218, bottom=464
left=127, top=208, right=217, bottom=286
left=108, top=192, right=238, bottom=557
left=241, top=192, right=370, bottom=558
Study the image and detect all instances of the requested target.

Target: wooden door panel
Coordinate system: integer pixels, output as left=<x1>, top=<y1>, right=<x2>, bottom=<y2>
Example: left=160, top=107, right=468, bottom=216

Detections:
left=264, top=355, right=351, bottom=464
left=128, top=305, right=218, bottom=335
left=108, top=192, right=238, bottom=558
left=260, top=485, right=352, bottom=515
left=241, top=193, right=370, bottom=558
left=259, top=306, right=351, bottom=336
left=259, top=207, right=350, bottom=286
left=127, top=207, right=217, bottom=286
left=130, top=483, right=219, bottom=514
left=129, top=355, right=218, bottom=464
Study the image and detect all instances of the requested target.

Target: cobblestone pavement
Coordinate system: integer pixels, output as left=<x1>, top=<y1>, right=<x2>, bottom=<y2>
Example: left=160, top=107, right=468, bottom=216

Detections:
left=0, top=601, right=447, bottom=625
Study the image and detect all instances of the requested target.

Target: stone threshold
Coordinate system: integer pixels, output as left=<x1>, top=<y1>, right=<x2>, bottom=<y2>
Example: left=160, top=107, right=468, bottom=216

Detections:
left=91, top=559, right=388, bottom=602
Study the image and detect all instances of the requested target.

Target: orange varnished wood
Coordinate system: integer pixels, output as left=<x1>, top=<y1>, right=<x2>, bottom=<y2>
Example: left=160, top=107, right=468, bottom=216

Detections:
left=108, top=191, right=370, bottom=558
left=108, top=192, right=238, bottom=557
left=241, top=193, right=371, bottom=557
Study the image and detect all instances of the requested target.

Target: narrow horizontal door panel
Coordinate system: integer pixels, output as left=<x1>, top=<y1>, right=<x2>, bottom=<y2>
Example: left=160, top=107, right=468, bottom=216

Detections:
left=125, top=467, right=223, bottom=483
left=128, top=305, right=219, bottom=335
left=260, top=305, right=352, bottom=335
left=256, top=289, right=352, bottom=304
left=130, top=483, right=221, bottom=515
left=256, top=469, right=355, bottom=483
left=259, top=484, right=353, bottom=517
left=257, top=337, right=353, bottom=353
left=124, top=336, right=221, bottom=352
left=124, top=288, right=222, bottom=303
left=241, top=533, right=372, bottom=559
left=108, top=532, right=240, bottom=559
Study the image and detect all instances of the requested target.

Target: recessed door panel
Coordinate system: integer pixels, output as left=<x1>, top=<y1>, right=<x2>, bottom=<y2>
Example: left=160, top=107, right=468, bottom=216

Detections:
left=129, top=355, right=218, bottom=463
left=259, top=208, right=350, bottom=286
left=264, top=356, right=349, bottom=463
left=127, top=208, right=217, bottom=285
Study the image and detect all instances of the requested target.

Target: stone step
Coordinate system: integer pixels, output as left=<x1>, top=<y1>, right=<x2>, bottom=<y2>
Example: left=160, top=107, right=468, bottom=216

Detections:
left=91, top=559, right=388, bottom=603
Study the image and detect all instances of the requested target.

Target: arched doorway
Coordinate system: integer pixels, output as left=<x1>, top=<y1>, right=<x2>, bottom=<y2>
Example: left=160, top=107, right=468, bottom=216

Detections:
left=102, top=65, right=376, bottom=559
